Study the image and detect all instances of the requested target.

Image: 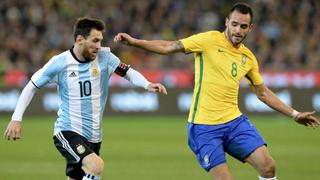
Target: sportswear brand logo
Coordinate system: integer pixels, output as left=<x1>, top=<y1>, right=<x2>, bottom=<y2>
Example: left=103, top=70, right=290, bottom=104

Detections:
left=218, top=49, right=225, bottom=52
left=69, top=72, right=77, bottom=77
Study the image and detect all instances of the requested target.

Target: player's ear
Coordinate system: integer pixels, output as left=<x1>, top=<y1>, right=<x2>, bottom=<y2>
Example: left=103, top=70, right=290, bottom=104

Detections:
left=248, top=24, right=253, bottom=32
left=76, top=35, right=85, bottom=45
left=225, top=17, right=229, bottom=27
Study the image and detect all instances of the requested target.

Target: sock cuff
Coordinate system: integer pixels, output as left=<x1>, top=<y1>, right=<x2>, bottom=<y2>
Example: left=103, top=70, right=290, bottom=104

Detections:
left=258, top=176, right=277, bottom=180
left=83, top=173, right=100, bottom=180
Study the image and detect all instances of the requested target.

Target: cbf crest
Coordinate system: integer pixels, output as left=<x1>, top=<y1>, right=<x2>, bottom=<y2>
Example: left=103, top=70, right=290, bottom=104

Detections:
left=204, top=154, right=210, bottom=167
left=241, top=55, right=247, bottom=65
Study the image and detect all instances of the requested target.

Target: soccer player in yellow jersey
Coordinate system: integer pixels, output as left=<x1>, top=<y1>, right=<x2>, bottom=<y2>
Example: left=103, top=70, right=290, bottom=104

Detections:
left=114, top=3, right=320, bottom=180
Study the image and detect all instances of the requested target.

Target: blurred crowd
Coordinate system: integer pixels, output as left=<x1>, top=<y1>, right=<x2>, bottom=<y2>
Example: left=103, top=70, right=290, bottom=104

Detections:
left=0, top=0, right=319, bottom=87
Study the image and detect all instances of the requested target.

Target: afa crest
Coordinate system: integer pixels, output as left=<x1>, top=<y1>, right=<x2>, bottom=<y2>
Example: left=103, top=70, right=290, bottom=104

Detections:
left=92, top=68, right=99, bottom=77
left=76, top=144, right=86, bottom=154
left=91, top=63, right=100, bottom=77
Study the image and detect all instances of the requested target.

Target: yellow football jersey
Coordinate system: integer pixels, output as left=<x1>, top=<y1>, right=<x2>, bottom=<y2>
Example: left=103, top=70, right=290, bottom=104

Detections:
left=180, top=31, right=264, bottom=125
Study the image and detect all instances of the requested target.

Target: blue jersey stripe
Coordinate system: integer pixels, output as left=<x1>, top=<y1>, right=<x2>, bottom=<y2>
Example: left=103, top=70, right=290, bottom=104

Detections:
left=99, top=59, right=110, bottom=140
left=57, top=67, right=71, bottom=130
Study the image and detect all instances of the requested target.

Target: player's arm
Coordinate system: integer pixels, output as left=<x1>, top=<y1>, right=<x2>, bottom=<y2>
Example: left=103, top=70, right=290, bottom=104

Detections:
left=114, top=33, right=184, bottom=54
left=253, top=83, right=320, bottom=128
left=114, top=62, right=167, bottom=95
left=4, top=81, right=38, bottom=140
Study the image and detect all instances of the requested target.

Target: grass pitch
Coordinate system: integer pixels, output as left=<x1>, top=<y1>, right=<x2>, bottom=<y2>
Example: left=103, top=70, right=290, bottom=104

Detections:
left=0, top=115, right=319, bottom=180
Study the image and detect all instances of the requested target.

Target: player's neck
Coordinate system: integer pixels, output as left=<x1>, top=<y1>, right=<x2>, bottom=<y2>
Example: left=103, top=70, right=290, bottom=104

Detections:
left=72, top=45, right=86, bottom=62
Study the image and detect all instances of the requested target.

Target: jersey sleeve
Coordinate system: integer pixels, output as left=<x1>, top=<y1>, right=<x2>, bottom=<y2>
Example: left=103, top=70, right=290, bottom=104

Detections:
left=108, top=52, right=121, bottom=75
left=11, top=81, right=37, bottom=121
left=107, top=52, right=121, bottom=73
left=31, top=56, right=64, bottom=88
left=98, top=47, right=121, bottom=77
left=245, top=56, right=264, bottom=86
left=180, top=32, right=210, bottom=53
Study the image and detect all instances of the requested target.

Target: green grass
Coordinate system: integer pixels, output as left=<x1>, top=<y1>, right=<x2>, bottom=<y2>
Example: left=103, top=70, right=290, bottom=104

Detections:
left=0, top=115, right=319, bottom=180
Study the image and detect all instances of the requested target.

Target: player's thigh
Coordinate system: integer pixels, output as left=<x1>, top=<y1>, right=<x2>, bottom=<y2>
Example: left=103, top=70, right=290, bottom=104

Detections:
left=187, top=123, right=227, bottom=172
left=54, top=131, right=100, bottom=163
left=53, top=131, right=101, bottom=178
left=82, top=152, right=104, bottom=172
left=225, top=115, right=266, bottom=162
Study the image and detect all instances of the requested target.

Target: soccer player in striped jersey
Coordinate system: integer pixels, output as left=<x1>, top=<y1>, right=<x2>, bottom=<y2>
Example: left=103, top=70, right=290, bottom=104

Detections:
left=4, top=17, right=167, bottom=180
left=114, top=3, right=320, bottom=180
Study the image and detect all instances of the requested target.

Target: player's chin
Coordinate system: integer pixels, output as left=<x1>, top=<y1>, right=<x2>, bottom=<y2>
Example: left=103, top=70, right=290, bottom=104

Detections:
left=90, top=54, right=97, bottom=60
left=232, top=38, right=243, bottom=45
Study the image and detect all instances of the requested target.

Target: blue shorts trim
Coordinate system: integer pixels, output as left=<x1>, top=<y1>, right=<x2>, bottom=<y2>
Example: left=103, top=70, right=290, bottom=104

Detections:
left=187, top=114, right=266, bottom=172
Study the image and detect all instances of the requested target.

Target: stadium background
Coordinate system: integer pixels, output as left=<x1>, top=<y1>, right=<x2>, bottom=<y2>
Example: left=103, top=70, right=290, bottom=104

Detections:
left=0, top=0, right=319, bottom=179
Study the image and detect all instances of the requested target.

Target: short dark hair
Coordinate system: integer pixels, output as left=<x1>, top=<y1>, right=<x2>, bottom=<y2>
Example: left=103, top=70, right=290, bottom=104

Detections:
left=73, top=17, right=105, bottom=41
left=229, top=3, right=253, bottom=24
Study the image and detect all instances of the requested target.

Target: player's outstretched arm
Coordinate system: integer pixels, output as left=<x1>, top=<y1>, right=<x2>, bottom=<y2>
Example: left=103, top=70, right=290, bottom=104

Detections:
left=114, top=33, right=184, bottom=54
left=253, top=83, right=320, bottom=128
left=3, top=81, right=38, bottom=140
left=4, top=121, right=22, bottom=141
left=122, top=67, right=167, bottom=95
left=294, top=111, right=320, bottom=128
left=146, top=83, right=167, bottom=95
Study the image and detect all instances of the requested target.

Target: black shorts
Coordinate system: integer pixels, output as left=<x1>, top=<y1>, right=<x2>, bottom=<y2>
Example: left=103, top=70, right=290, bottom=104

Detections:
left=53, top=131, right=101, bottom=180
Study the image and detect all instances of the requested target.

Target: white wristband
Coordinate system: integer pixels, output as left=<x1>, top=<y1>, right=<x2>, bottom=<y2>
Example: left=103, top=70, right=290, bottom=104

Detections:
left=291, top=110, right=300, bottom=120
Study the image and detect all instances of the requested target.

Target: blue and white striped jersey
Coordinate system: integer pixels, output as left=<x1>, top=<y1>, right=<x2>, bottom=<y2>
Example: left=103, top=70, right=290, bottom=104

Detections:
left=31, top=47, right=120, bottom=143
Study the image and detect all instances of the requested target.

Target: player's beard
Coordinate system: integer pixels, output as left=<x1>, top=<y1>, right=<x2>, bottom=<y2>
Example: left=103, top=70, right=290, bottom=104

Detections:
left=82, top=46, right=97, bottom=62
left=226, top=28, right=247, bottom=47
left=232, top=33, right=246, bottom=45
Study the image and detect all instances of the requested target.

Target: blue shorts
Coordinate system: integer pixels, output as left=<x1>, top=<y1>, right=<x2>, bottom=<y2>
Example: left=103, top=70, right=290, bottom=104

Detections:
left=187, top=114, right=266, bottom=172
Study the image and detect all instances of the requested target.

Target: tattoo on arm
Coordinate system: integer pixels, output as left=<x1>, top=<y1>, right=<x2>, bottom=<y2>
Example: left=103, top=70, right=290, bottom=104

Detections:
left=170, top=41, right=184, bottom=53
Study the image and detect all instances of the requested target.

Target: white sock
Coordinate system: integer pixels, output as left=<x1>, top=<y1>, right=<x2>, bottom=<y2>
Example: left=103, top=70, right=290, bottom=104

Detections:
left=83, top=173, right=100, bottom=180
left=259, top=176, right=277, bottom=180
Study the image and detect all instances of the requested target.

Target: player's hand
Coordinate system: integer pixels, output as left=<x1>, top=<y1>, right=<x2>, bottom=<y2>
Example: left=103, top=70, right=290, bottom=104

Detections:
left=147, top=83, right=167, bottom=95
left=294, top=111, right=320, bottom=128
left=114, top=33, right=137, bottom=46
left=3, top=121, right=22, bottom=141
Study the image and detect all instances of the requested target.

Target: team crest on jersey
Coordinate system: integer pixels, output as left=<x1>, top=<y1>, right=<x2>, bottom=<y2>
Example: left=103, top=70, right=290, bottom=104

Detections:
left=91, top=63, right=99, bottom=77
left=92, top=68, right=99, bottom=77
left=241, top=55, right=247, bottom=65
left=76, top=144, right=86, bottom=154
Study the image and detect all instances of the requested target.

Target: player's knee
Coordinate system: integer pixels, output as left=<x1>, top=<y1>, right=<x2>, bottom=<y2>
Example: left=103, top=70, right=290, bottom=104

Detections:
left=260, top=158, right=276, bottom=177
left=87, top=157, right=104, bottom=176
left=209, top=163, right=233, bottom=180
left=82, top=154, right=104, bottom=176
